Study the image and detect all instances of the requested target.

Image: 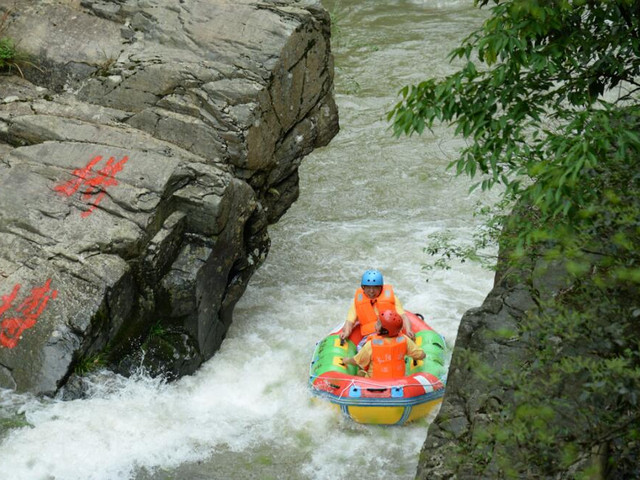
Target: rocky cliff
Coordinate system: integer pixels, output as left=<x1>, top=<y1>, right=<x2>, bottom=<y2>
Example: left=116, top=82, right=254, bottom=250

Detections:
left=416, top=249, right=638, bottom=478
left=0, top=0, right=338, bottom=396
left=416, top=263, right=542, bottom=479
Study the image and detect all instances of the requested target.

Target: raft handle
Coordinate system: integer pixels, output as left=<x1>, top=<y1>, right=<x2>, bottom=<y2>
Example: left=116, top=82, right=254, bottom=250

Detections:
left=366, top=388, right=388, bottom=393
left=405, top=358, right=419, bottom=366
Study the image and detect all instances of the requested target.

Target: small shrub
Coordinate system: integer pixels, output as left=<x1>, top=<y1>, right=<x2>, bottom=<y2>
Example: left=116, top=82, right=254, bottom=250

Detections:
left=0, top=10, right=41, bottom=77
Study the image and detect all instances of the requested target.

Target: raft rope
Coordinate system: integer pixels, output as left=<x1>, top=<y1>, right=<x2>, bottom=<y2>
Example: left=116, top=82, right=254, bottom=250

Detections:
left=309, top=373, right=442, bottom=398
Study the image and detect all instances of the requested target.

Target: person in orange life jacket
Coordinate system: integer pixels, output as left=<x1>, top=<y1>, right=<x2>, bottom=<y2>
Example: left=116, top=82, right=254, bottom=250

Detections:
left=339, top=269, right=414, bottom=350
left=342, top=310, right=425, bottom=378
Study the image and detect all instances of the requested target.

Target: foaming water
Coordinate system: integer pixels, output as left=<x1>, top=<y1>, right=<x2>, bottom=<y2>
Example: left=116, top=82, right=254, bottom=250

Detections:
left=0, top=1, right=492, bottom=479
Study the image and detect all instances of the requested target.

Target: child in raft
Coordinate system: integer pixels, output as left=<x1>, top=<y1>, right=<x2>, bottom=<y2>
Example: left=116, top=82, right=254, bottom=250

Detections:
left=342, top=310, right=425, bottom=378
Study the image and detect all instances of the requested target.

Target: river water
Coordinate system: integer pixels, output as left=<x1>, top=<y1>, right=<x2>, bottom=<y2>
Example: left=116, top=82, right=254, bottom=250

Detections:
left=0, top=1, right=492, bottom=479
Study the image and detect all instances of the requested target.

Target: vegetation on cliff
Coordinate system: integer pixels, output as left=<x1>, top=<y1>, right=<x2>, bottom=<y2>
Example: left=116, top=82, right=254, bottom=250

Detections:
left=390, top=0, right=639, bottom=477
left=0, top=11, right=35, bottom=77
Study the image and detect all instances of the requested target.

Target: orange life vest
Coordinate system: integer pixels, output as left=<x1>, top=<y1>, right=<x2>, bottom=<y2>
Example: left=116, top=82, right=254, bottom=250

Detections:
left=370, top=335, right=407, bottom=379
left=354, top=284, right=396, bottom=336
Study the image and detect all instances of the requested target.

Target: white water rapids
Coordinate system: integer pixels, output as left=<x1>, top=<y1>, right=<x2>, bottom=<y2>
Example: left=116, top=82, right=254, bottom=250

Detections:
left=0, top=1, right=493, bottom=479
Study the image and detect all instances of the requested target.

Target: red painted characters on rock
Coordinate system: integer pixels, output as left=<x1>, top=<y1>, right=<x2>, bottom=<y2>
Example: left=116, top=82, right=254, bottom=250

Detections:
left=55, top=155, right=129, bottom=217
left=0, top=279, right=58, bottom=349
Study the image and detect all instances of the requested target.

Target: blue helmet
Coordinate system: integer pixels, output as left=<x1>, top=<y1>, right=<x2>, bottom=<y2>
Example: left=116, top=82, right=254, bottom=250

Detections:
left=361, top=269, right=383, bottom=286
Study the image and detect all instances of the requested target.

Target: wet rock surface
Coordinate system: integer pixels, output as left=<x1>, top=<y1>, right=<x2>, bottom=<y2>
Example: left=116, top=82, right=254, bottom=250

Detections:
left=0, top=0, right=338, bottom=395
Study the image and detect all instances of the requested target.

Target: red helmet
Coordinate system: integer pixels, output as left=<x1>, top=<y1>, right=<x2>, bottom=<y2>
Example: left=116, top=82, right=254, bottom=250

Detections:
left=379, top=310, right=403, bottom=337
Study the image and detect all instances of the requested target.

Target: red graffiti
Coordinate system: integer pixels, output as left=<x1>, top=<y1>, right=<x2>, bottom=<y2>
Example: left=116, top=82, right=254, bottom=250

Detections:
left=0, top=279, right=58, bottom=349
left=55, top=155, right=129, bottom=217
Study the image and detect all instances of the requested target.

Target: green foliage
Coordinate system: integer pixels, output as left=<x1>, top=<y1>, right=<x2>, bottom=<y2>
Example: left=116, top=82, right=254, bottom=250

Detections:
left=149, top=321, right=168, bottom=338
left=389, top=0, right=640, bottom=477
left=453, top=273, right=640, bottom=478
left=74, top=352, right=108, bottom=376
left=389, top=0, right=640, bottom=234
left=0, top=10, right=40, bottom=77
left=422, top=200, right=508, bottom=276
left=0, top=36, right=17, bottom=68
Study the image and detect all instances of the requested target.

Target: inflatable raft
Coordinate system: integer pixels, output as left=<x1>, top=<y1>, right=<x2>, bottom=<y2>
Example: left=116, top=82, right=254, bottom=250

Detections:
left=308, top=312, right=448, bottom=425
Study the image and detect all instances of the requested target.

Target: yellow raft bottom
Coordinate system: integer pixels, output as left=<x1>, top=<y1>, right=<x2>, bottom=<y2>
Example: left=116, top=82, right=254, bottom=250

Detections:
left=324, top=397, right=443, bottom=425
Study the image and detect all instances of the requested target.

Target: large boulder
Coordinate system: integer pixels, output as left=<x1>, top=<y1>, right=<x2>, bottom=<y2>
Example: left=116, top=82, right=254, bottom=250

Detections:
left=0, top=0, right=338, bottom=395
